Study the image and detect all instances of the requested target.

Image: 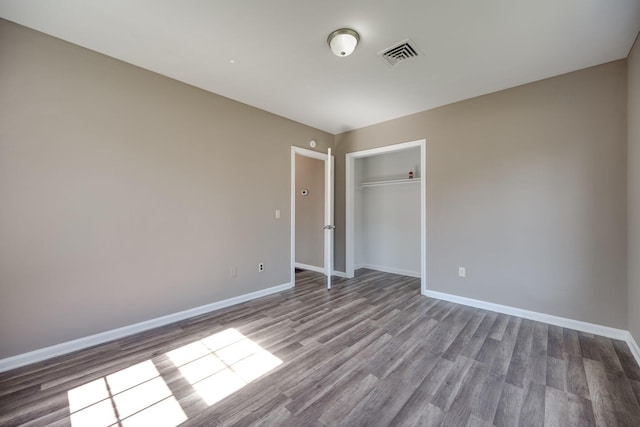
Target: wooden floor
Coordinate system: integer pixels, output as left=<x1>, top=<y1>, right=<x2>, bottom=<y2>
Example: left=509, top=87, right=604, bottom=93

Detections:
left=2, top=269, right=640, bottom=426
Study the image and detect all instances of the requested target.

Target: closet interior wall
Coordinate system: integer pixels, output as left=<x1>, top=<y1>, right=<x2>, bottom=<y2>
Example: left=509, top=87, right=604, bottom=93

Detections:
left=354, top=147, right=421, bottom=277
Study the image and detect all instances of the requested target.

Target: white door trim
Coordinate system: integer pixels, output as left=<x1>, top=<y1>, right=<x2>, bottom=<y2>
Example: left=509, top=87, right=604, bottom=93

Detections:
left=345, top=139, right=427, bottom=294
left=291, top=146, right=330, bottom=287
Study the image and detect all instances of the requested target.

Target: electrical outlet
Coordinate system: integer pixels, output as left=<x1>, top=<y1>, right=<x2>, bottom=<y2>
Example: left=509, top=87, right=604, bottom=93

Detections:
left=458, top=267, right=466, bottom=278
left=275, top=209, right=281, bottom=219
left=258, top=262, right=265, bottom=272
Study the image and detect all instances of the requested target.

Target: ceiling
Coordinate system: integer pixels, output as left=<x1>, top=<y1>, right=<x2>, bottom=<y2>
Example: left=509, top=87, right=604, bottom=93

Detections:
left=1, top=1, right=639, bottom=134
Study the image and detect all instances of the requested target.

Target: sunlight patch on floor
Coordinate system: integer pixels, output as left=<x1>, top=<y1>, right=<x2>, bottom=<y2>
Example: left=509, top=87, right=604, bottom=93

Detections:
left=67, top=328, right=281, bottom=425
left=67, top=360, right=187, bottom=427
left=167, top=328, right=282, bottom=406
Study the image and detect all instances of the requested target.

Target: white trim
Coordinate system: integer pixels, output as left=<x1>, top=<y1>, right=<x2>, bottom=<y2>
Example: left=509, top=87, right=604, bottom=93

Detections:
left=345, top=139, right=427, bottom=293
left=290, top=147, right=296, bottom=287
left=427, top=289, right=640, bottom=366
left=292, top=146, right=327, bottom=161
left=295, top=263, right=346, bottom=278
left=0, top=282, right=292, bottom=373
left=424, top=289, right=629, bottom=341
left=627, top=332, right=640, bottom=367
left=2, top=281, right=638, bottom=373
left=357, top=264, right=421, bottom=278
left=420, top=142, right=427, bottom=294
left=346, top=153, right=354, bottom=277
left=295, top=262, right=325, bottom=274
left=346, top=139, right=426, bottom=158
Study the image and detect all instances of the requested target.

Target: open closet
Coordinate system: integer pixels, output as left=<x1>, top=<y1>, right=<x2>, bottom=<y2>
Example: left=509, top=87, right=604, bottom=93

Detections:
left=346, top=140, right=427, bottom=292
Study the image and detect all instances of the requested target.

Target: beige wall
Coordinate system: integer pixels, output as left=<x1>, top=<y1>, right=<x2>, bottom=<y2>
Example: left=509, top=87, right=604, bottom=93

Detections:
left=629, top=37, right=640, bottom=343
left=334, top=60, right=628, bottom=328
left=295, top=155, right=324, bottom=268
left=0, top=19, right=333, bottom=358
left=0, top=16, right=635, bottom=360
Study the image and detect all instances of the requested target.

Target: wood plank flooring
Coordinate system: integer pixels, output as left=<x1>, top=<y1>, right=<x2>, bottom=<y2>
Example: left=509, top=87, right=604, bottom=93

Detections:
left=1, top=269, right=640, bottom=426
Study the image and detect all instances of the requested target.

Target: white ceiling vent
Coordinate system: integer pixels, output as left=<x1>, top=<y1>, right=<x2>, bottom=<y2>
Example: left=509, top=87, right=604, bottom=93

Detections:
left=378, top=39, right=420, bottom=67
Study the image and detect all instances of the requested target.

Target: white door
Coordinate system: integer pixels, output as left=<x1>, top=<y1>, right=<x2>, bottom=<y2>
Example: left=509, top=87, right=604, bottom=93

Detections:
left=324, top=148, right=335, bottom=289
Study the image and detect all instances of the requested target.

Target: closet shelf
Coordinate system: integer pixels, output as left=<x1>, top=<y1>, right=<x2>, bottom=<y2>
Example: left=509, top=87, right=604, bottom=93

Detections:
left=359, top=178, right=421, bottom=188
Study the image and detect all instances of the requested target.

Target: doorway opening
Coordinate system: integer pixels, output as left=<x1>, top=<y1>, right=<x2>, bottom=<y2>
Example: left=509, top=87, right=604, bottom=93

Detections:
left=345, top=139, right=427, bottom=294
left=290, top=147, right=334, bottom=289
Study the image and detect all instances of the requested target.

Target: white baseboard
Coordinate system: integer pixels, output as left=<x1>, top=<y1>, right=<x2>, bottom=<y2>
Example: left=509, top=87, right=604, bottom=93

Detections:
left=358, top=264, right=421, bottom=278
left=423, top=289, right=629, bottom=341
left=295, top=263, right=346, bottom=278
left=627, top=332, right=640, bottom=367
left=0, top=282, right=293, bottom=373
left=295, top=262, right=325, bottom=274
left=3, top=282, right=638, bottom=373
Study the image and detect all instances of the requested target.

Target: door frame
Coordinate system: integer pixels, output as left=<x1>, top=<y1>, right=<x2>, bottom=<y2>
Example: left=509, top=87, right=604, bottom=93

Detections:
left=345, top=139, right=427, bottom=294
left=290, top=146, right=333, bottom=287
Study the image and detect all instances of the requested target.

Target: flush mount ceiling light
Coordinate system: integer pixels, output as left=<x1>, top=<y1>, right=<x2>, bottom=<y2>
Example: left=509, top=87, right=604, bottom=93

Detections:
left=327, top=28, right=359, bottom=57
